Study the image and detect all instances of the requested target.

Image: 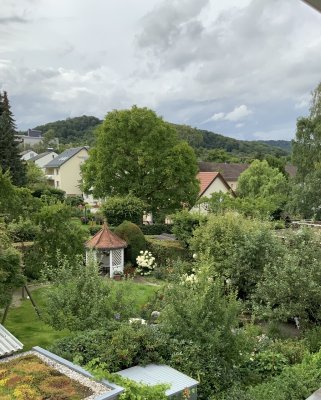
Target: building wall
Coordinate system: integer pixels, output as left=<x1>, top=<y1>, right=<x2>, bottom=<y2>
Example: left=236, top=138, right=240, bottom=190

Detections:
left=58, top=148, right=89, bottom=195
left=35, top=152, right=58, bottom=170
left=191, top=177, right=232, bottom=214
left=202, top=177, right=230, bottom=198
left=22, top=136, right=43, bottom=148
left=227, top=180, right=238, bottom=191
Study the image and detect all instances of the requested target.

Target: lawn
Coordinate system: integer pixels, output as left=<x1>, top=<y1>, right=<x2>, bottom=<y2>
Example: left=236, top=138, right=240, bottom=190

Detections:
left=3, top=287, right=69, bottom=351
left=114, top=278, right=161, bottom=315
left=3, top=280, right=160, bottom=351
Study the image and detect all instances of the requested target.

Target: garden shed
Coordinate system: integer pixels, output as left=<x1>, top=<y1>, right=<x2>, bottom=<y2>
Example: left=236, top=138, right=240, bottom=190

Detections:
left=85, top=223, right=127, bottom=278
left=117, top=364, right=198, bottom=399
left=0, top=324, right=23, bottom=357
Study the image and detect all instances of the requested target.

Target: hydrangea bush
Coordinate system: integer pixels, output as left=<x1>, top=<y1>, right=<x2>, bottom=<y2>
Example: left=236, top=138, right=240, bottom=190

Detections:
left=136, top=250, right=156, bottom=276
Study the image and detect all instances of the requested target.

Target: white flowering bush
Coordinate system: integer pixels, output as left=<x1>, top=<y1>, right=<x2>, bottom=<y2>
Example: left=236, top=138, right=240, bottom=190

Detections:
left=136, top=250, right=156, bottom=276
left=180, top=273, right=198, bottom=286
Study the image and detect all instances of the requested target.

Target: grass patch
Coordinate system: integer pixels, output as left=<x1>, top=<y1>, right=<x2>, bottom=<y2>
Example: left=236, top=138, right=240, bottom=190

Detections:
left=3, top=281, right=160, bottom=351
left=108, top=278, right=160, bottom=316
left=3, top=287, right=68, bottom=351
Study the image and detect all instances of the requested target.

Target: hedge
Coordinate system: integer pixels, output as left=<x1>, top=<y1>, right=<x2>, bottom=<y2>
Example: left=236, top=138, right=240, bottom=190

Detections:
left=114, top=221, right=146, bottom=264
left=146, top=237, right=192, bottom=279
left=139, top=224, right=173, bottom=235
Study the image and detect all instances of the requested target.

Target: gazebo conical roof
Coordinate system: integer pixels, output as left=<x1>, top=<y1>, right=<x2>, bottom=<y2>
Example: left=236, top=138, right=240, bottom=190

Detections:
left=85, top=223, right=127, bottom=250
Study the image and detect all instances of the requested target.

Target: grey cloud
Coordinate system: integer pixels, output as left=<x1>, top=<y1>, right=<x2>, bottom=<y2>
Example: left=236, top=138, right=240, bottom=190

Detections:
left=0, top=16, right=29, bottom=24
left=137, top=0, right=209, bottom=51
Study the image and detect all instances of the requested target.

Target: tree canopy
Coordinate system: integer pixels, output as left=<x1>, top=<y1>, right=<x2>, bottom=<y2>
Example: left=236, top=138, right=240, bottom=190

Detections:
left=82, top=106, right=199, bottom=215
left=0, top=91, right=26, bottom=186
left=237, top=160, right=288, bottom=218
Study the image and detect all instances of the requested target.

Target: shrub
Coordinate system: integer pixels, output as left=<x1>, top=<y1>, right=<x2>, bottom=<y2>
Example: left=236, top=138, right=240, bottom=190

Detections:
left=146, top=237, right=191, bottom=277
left=191, top=212, right=283, bottom=300
left=114, top=221, right=146, bottom=265
left=50, top=323, right=170, bottom=371
left=102, top=195, right=146, bottom=226
left=171, top=210, right=206, bottom=247
left=246, top=350, right=321, bottom=400
left=43, top=256, right=135, bottom=331
left=139, top=224, right=173, bottom=235
left=253, top=228, right=321, bottom=325
left=65, top=195, right=84, bottom=207
left=31, top=186, right=66, bottom=202
left=88, top=225, right=103, bottom=236
left=136, top=250, right=156, bottom=276
left=305, top=326, right=321, bottom=353
left=7, top=217, right=40, bottom=242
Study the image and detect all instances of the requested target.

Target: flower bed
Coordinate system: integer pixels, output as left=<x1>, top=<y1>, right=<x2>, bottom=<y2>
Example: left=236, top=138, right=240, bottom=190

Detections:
left=0, top=352, right=110, bottom=400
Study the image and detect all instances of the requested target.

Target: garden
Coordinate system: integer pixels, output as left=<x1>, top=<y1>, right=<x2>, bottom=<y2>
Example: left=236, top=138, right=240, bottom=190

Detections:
left=2, top=90, right=321, bottom=399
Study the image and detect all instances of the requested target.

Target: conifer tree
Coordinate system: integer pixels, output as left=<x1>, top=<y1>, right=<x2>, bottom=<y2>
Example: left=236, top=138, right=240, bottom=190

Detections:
left=0, top=91, right=26, bottom=186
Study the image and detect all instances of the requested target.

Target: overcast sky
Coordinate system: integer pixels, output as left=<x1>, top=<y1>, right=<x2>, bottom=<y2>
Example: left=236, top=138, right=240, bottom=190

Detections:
left=1, top=0, right=321, bottom=140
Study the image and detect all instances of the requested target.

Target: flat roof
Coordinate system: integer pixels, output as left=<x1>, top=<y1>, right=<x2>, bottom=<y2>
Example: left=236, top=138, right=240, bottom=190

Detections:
left=117, top=364, right=198, bottom=396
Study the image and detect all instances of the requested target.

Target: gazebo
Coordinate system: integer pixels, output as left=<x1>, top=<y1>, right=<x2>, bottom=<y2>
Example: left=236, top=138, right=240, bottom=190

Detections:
left=85, top=223, right=127, bottom=278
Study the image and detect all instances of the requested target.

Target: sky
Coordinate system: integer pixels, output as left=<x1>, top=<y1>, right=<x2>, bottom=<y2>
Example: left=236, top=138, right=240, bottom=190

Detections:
left=1, top=0, right=321, bottom=140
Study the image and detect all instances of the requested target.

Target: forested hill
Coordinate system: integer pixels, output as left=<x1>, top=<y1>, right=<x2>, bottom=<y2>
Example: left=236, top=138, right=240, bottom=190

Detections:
left=257, top=140, right=292, bottom=153
left=28, top=115, right=290, bottom=158
left=32, top=115, right=102, bottom=145
left=172, top=124, right=290, bottom=158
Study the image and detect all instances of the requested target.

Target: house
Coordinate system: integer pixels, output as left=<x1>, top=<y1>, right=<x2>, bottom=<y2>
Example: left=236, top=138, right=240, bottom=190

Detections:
left=117, top=364, right=199, bottom=399
left=85, top=223, right=127, bottom=278
left=29, top=151, right=58, bottom=170
left=15, top=129, right=43, bottom=149
left=198, top=162, right=249, bottom=191
left=0, top=324, right=23, bottom=357
left=198, top=162, right=297, bottom=190
left=191, top=171, right=235, bottom=214
left=20, top=149, right=38, bottom=161
left=44, top=146, right=89, bottom=196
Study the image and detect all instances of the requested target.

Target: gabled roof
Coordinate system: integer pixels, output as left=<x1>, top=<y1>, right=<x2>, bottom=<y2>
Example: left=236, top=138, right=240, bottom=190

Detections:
left=44, top=147, right=88, bottom=168
left=197, top=171, right=234, bottom=197
left=199, top=162, right=297, bottom=180
left=20, top=150, right=36, bottom=156
left=0, top=324, right=23, bottom=357
left=29, top=151, right=57, bottom=162
left=85, top=223, right=127, bottom=250
left=198, top=162, right=249, bottom=181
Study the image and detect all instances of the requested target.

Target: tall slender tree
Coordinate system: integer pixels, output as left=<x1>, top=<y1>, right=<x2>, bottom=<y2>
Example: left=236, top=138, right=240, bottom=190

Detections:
left=0, top=91, right=26, bottom=186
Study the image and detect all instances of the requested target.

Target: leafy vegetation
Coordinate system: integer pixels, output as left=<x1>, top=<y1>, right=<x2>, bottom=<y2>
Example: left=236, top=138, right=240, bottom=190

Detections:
left=0, top=91, right=26, bottom=186
left=31, top=115, right=102, bottom=146
left=102, top=194, right=146, bottom=226
left=114, top=221, right=146, bottom=265
left=82, top=106, right=199, bottom=216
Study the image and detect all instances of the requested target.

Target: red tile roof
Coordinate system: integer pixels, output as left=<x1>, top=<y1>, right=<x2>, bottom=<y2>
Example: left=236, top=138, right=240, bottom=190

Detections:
left=197, top=171, right=234, bottom=197
left=85, top=223, right=127, bottom=250
left=197, top=172, right=219, bottom=196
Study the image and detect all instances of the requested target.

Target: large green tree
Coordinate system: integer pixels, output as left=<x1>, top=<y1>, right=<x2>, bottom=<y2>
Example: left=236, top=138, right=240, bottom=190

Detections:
left=82, top=106, right=199, bottom=215
left=291, top=81, right=321, bottom=217
left=0, top=91, right=26, bottom=186
left=237, top=160, right=288, bottom=218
